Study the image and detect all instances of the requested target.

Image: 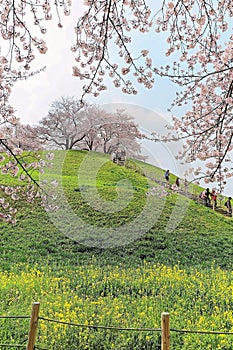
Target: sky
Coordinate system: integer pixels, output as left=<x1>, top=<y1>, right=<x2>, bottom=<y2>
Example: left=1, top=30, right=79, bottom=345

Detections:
left=8, top=1, right=233, bottom=196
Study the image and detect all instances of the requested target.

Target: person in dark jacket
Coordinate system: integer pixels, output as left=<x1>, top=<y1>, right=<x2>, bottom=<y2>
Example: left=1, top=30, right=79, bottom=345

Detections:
left=175, top=177, right=180, bottom=188
left=165, top=170, right=170, bottom=185
left=225, top=197, right=232, bottom=216
left=200, top=188, right=211, bottom=206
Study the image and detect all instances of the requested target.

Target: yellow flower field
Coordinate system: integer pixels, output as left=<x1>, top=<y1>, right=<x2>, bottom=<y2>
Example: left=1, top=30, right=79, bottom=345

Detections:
left=1, top=261, right=233, bottom=349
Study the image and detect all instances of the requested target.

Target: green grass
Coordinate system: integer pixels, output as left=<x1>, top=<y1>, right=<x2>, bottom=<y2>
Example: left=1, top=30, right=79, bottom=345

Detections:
left=0, top=150, right=232, bottom=270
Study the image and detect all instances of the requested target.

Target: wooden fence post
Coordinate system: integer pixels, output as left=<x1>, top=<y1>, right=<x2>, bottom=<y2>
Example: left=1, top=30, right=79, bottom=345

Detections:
left=27, top=302, right=40, bottom=350
left=161, top=312, right=170, bottom=350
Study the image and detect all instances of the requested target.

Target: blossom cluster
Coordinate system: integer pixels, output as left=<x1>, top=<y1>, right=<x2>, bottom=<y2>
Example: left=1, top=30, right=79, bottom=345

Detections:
left=0, top=149, right=57, bottom=223
left=72, top=0, right=155, bottom=99
left=0, top=0, right=71, bottom=139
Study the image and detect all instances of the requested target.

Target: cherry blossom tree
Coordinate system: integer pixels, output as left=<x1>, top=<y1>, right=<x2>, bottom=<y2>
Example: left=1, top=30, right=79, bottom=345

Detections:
left=84, top=106, right=144, bottom=160
left=152, top=1, right=233, bottom=192
left=0, top=114, right=45, bottom=223
left=77, top=104, right=105, bottom=151
left=0, top=139, right=54, bottom=223
left=93, top=108, right=144, bottom=159
left=34, top=96, right=86, bottom=150
left=5, top=122, right=43, bottom=151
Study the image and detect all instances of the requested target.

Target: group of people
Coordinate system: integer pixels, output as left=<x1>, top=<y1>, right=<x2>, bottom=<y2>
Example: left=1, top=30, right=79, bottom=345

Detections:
left=199, top=188, right=232, bottom=216
left=199, top=188, right=217, bottom=209
left=164, top=169, right=186, bottom=190
left=165, top=170, right=180, bottom=186
left=165, top=170, right=232, bottom=216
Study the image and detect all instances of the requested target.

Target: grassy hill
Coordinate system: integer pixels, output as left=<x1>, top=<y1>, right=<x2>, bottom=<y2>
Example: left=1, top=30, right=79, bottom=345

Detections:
left=1, top=150, right=233, bottom=270
left=1, top=150, right=233, bottom=349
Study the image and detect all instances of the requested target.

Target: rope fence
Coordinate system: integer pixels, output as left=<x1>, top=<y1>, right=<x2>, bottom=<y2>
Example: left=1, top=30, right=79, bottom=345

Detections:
left=1, top=302, right=233, bottom=350
left=39, top=316, right=161, bottom=332
left=0, top=316, right=30, bottom=320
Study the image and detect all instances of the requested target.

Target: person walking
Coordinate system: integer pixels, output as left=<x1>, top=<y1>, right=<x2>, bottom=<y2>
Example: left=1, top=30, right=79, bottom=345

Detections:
left=200, top=188, right=211, bottom=206
left=175, top=177, right=180, bottom=188
left=225, top=197, right=232, bottom=216
left=211, top=190, right=217, bottom=210
left=165, top=170, right=170, bottom=185
left=205, top=188, right=211, bottom=206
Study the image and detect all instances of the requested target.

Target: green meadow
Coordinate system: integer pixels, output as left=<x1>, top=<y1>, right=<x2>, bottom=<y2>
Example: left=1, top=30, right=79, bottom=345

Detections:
left=1, top=150, right=233, bottom=349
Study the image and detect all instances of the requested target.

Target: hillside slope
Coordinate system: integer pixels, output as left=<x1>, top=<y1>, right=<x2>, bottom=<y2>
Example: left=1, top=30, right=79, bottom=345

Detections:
left=1, top=150, right=233, bottom=271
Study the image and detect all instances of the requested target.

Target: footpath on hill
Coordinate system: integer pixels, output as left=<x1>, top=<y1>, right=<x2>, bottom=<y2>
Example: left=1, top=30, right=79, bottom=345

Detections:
left=140, top=167, right=232, bottom=219
left=180, top=187, right=231, bottom=218
left=117, top=159, right=231, bottom=219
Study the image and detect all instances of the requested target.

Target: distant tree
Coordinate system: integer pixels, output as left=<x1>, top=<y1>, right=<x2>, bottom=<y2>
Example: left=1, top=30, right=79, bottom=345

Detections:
left=80, top=106, right=145, bottom=160
left=35, top=96, right=86, bottom=150
left=35, top=97, right=144, bottom=160
left=9, top=123, right=43, bottom=151
left=77, top=104, right=108, bottom=151
left=96, top=109, right=143, bottom=158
